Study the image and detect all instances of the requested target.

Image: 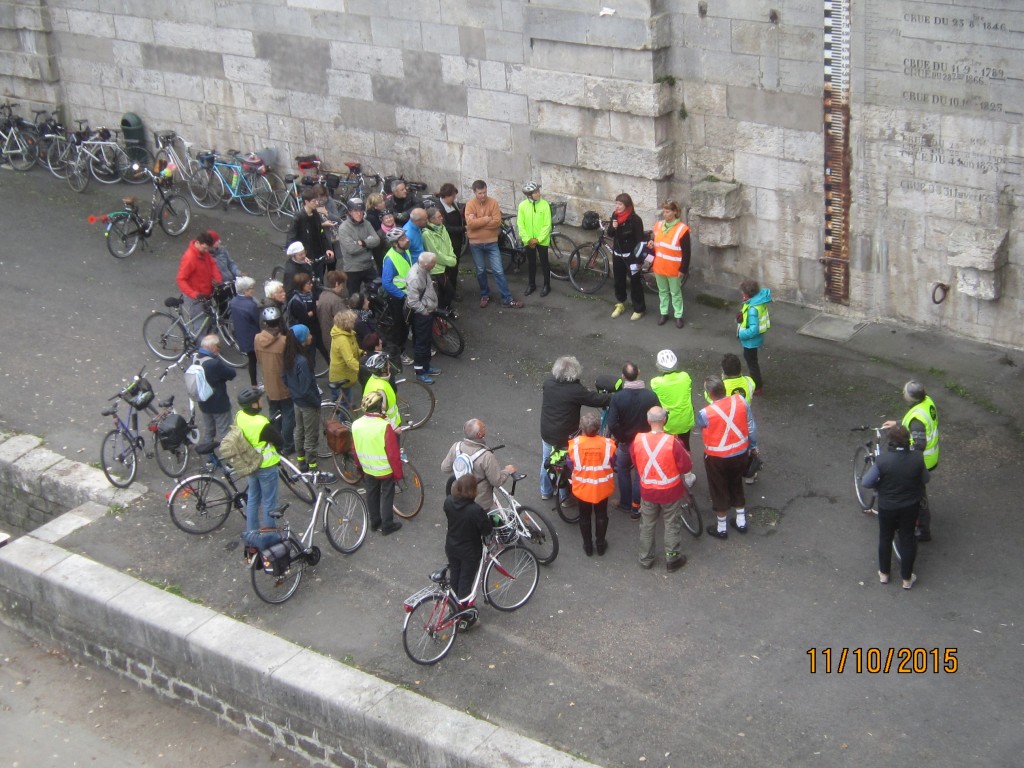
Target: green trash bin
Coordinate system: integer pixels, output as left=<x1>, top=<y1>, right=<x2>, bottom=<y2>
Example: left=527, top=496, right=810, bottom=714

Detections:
left=120, top=112, right=149, bottom=167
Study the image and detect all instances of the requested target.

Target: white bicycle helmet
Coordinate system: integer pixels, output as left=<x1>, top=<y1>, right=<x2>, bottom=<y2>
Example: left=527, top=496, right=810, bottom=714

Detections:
left=385, top=228, right=406, bottom=243
left=656, top=349, right=678, bottom=372
left=364, top=351, right=390, bottom=373
left=522, top=181, right=540, bottom=195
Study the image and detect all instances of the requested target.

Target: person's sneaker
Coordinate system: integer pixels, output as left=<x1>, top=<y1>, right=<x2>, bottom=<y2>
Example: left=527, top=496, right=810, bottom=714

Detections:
left=611, top=303, right=626, bottom=318
left=729, top=517, right=748, bottom=534
left=417, top=374, right=434, bottom=384
left=615, top=503, right=631, bottom=513
left=630, top=508, right=641, bottom=520
left=381, top=521, right=403, bottom=535
left=879, top=571, right=890, bottom=584
left=666, top=555, right=687, bottom=572
left=902, top=574, right=917, bottom=590
left=707, top=525, right=728, bottom=539
left=638, top=560, right=654, bottom=570
left=430, top=348, right=437, bottom=357
left=400, top=354, right=414, bottom=366
left=630, top=311, right=645, bottom=321
left=540, top=492, right=553, bottom=500
left=426, top=367, right=442, bottom=375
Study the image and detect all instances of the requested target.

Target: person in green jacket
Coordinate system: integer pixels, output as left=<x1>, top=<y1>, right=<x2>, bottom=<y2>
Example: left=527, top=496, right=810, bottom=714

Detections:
left=517, top=181, right=552, bottom=297
left=650, top=349, right=698, bottom=489
left=424, top=206, right=458, bottom=310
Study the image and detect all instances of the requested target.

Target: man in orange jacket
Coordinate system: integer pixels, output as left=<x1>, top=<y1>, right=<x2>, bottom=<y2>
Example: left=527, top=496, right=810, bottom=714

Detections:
left=568, top=412, right=617, bottom=557
left=632, top=406, right=693, bottom=572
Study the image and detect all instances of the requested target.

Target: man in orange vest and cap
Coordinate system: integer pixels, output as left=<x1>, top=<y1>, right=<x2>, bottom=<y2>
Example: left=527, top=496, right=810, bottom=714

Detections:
left=697, top=375, right=758, bottom=538
left=567, top=412, right=617, bottom=557
left=632, top=406, right=693, bottom=572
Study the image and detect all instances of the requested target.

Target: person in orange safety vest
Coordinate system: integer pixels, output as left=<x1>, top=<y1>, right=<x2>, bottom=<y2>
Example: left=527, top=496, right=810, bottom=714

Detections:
left=567, top=412, right=617, bottom=557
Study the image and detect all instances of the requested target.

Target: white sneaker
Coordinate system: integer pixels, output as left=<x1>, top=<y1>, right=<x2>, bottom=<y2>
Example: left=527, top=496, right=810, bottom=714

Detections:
left=878, top=571, right=889, bottom=584
left=400, top=354, right=414, bottom=366
left=744, top=472, right=758, bottom=485
left=902, top=574, right=917, bottom=590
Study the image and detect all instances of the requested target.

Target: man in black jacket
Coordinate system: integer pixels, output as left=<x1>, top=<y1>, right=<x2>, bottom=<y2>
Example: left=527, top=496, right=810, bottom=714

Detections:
left=607, top=362, right=661, bottom=518
left=539, top=355, right=611, bottom=500
left=196, top=334, right=237, bottom=444
left=286, top=187, right=334, bottom=282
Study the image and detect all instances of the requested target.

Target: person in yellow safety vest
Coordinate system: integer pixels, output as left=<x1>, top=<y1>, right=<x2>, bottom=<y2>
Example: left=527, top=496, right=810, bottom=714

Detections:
left=567, top=412, right=617, bottom=557
left=351, top=389, right=405, bottom=536
left=650, top=349, right=698, bottom=476
left=361, top=351, right=401, bottom=429
left=737, top=279, right=772, bottom=394
left=697, top=376, right=758, bottom=539
left=648, top=199, right=690, bottom=328
left=381, top=227, right=413, bottom=364
left=631, top=406, right=693, bottom=572
left=236, top=387, right=285, bottom=552
left=517, top=181, right=553, bottom=297
left=883, top=380, right=939, bottom=542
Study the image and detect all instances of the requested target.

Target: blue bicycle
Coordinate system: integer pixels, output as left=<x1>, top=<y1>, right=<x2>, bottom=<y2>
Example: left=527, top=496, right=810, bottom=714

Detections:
left=191, top=149, right=274, bottom=215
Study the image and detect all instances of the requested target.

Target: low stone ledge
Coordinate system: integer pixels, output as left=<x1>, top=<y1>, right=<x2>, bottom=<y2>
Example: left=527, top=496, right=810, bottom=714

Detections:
left=948, top=223, right=1009, bottom=301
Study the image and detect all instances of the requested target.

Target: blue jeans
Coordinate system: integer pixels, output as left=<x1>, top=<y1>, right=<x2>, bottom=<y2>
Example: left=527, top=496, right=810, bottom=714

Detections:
left=244, top=463, right=283, bottom=549
left=539, top=440, right=569, bottom=500
left=269, top=398, right=295, bottom=454
left=615, top=442, right=641, bottom=509
left=470, top=241, right=512, bottom=304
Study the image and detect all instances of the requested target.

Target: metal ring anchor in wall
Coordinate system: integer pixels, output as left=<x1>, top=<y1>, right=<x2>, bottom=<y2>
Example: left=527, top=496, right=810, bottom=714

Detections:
left=932, top=283, right=949, bottom=305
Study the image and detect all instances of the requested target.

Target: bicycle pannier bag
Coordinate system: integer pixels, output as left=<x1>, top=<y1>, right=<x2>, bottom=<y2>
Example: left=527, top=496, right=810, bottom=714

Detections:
left=323, top=419, right=352, bottom=454
left=452, top=443, right=487, bottom=480
left=218, top=425, right=263, bottom=478
left=260, top=540, right=292, bottom=577
left=184, top=357, right=214, bottom=402
left=158, top=414, right=189, bottom=450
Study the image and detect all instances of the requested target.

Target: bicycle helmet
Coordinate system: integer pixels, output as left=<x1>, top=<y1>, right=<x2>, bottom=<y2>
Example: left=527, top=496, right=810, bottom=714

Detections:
left=385, top=228, right=406, bottom=244
left=261, top=305, right=282, bottom=324
left=656, top=349, right=678, bottom=372
left=361, top=389, right=386, bottom=414
left=522, top=181, right=540, bottom=195
left=347, top=197, right=365, bottom=212
left=364, top=351, right=390, bottom=374
left=237, top=387, right=263, bottom=406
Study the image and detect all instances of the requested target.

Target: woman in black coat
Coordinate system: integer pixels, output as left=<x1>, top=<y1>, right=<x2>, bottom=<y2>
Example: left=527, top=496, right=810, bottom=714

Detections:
left=443, top=475, right=495, bottom=609
left=607, top=192, right=646, bottom=319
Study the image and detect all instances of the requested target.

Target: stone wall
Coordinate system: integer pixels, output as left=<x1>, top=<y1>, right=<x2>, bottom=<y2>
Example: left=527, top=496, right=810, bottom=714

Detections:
left=0, top=0, right=1020, bottom=348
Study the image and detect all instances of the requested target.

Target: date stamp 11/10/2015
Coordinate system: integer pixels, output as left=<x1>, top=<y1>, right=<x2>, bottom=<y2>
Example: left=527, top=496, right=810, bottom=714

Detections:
left=806, top=647, right=958, bottom=674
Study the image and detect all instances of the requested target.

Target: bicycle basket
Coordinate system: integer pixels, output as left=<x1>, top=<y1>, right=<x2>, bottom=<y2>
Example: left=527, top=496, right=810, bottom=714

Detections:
left=581, top=210, right=601, bottom=230
left=550, top=200, right=566, bottom=225
left=121, top=378, right=154, bottom=409
left=97, top=127, right=111, bottom=141
left=242, top=153, right=266, bottom=174
left=493, top=519, right=518, bottom=546
left=157, top=413, right=189, bottom=450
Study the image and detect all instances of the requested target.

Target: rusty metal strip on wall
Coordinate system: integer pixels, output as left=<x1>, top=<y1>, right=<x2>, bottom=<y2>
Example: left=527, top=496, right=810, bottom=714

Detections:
left=823, top=0, right=852, bottom=304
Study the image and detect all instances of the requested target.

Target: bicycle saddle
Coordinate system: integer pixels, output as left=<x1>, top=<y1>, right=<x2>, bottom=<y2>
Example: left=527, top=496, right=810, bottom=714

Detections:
left=100, top=406, right=116, bottom=416
left=269, top=503, right=290, bottom=519
left=311, top=471, right=338, bottom=486
left=512, top=471, right=528, bottom=482
left=344, top=161, right=361, bottom=171
left=429, top=567, right=449, bottom=584
left=157, top=396, right=174, bottom=408
left=194, top=439, right=220, bottom=454
left=164, top=296, right=183, bottom=308
left=284, top=174, right=297, bottom=183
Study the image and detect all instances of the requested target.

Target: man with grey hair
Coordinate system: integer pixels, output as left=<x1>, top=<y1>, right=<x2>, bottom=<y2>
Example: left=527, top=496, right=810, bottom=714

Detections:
left=539, top=356, right=611, bottom=501
left=195, top=334, right=236, bottom=444
left=632, top=405, right=693, bottom=571
left=882, top=379, right=939, bottom=541
left=228, top=276, right=261, bottom=386
left=405, top=251, right=442, bottom=384
left=442, top=419, right=516, bottom=510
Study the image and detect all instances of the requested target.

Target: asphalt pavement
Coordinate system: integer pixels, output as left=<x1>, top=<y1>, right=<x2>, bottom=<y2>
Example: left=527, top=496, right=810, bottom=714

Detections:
left=1, top=166, right=1022, bottom=768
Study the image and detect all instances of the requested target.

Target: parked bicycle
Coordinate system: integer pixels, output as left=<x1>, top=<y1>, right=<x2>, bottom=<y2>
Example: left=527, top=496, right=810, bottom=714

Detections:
left=0, top=101, right=39, bottom=171
left=248, top=471, right=369, bottom=604
left=191, top=149, right=274, bottom=215
left=92, top=164, right=191, bottom=258
left=496, top=201, right=576, bottom=281
left=143, top=294, right=248, bottom=369
left=99, top=368, right=197, bottom=488
left=267, top=171, right=304, bottom=233
left=153, top=130, right=208, bottom=205
left=26, top=107, right=61, bottom=170
left=368, top=286, right=466, bottom=360
left=568, top=215, right=662, bottom=295
left=65, top=125, right=151, bottom=192
left=402, top=526, right=539, bottom=664
left=294, top=155, right=384, bottom=201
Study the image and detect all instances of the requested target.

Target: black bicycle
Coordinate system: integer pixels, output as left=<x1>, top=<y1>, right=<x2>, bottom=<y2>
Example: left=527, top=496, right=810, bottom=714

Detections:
left=100, top=164, right=191, bottom=259
left=496, top=202, right=576, bottom=281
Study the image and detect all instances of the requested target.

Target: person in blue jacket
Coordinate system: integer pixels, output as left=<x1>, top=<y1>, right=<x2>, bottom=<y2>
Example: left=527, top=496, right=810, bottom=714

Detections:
left=402, top=208, right=428, bottom=261
left=737, top=279, right=772, bottom=394
left=228, top=276, right=261, bottom=386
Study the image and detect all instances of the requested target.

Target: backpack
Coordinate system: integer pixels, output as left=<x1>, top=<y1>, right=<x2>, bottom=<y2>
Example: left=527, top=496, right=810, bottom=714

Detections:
left=184, top=356, right=214, bottom=402
left=218, top=424, right=263, bottom=478
left=451, top=443, right=487, bottom=480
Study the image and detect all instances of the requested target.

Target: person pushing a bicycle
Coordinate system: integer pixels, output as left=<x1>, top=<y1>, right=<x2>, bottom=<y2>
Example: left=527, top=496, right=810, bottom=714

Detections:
left=176, top=231, right=222, bottom=331
left=444, top=475, right=498, bottom=616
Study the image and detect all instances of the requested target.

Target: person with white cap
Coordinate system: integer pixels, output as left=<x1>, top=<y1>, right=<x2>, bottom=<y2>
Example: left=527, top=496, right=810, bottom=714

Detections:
left=650, top=348, right=697, bottom=488
left=287, top=186, right=335, bottom=282
left=282, top=240, right=313, bottom=301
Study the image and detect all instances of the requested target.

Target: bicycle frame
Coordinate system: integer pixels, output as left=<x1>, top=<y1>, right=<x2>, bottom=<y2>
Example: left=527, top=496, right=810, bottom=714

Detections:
left=211, top=158, right=258, bottom=201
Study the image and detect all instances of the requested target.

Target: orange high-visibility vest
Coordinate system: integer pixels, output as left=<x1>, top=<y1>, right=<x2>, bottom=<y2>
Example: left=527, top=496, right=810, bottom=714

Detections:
left=568, top=435, right=616, bottom=503
left=702, top=394, right=750, bottom=457
left=635, top=432, right=683, bottom=491
left=652, top=220, right=688, bottom=277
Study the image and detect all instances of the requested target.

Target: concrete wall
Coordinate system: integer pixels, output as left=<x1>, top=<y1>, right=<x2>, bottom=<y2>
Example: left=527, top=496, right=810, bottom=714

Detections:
left=0, top=0, right=1020, bottom=347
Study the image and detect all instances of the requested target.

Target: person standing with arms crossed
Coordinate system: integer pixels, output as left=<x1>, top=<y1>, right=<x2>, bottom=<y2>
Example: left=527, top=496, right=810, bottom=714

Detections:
left=465, top=180, right=522, bottom=309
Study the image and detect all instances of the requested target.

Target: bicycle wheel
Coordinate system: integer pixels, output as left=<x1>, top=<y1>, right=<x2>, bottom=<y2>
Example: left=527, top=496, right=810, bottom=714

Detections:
left=106, top=216, right=141, bottom=259
left=90, top=144, right=123, bottom=184
left=431, top=314, right=465, bottom=357
left=191, top=168, right=222, bottom=209
left=142, top=311, right=188, bottom=360
left=679, top=492, right=704, bottom=537
left=553, top=487, right=580, bottom=525
left=6, top=129, right=39, bottom=171
left=568, top=243, right=610, bottom=294
left=324, top=487, right=368, bottom=554
left=46, top=139, right=71, bottom=178
left=548, top=233, right=575, bottom=281
left=251, top=173, right=276, bottom=213
left=279, top=457, right=315, bottom=504
left=154, top=439, right=191, bottom=479
left=158, top=194, right=192, bottom=236
left=853, top=447, right=876, bottom=511
left=238, top=173, right=269, bottom=215
left=66, top=151, right=90, bottom=193
left=642, top=270, right=658, bottom=294
left=213, top=315, right=248, bottom=369
left=251, top=537, right=305, bottom=604
left=268, top=189, right=300, bottom=233
left=168, top=475, right=233, bottom=534
left=121, top=146, right=153, bottom=184
left=403, top=593, right=458, bottom=665
left=393, top=461, right=424, bottom=519
left=484, top=545, right=539, bottom=611
left=397, top=379, right=435, bottom=430
left=517, top=505, right=559, bottom=565
left=100, top=429, right=138, bottom=488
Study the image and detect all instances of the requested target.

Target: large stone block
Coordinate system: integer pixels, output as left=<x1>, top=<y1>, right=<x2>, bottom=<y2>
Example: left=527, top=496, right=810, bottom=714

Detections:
left=256, top=33, right=328, bottom=95
left=484, top=29, right=524, bottom=64
left=691, top=180, right=743, bottom=219
left=327, top=69, right=373, bottom=100
left=459, top=25, right=486, bottom=60
left=439, top=0, right=502, bottom=29
left=467, top=88, right=528, bottom=123
left=141, top=45, right=224, bottom=79
left=479, top=60, right=508, bottom=91
left=371, top=73, right=468, bottom=116
left=517, top=68, right=670, bottom=117
left=727, top=86, right=821, bottom=132
left=309, top=9, right=372, bottom=44
left=0, top=435, right=42, bottom=466
left=612, top=48, right=655, bottom=81
left=120, top=67, right=164, bottom=95
left=947, top=224, right=1009, bottom=272
left=112, top=41, right=143, bottom=68
left=369, top=16, right=421, bottom=50
left=421, top=22, right=461, bottom=55
left=528, top=39, right=611, bottom=77
left=578, top=137, right=675, bottom=179
left=418, top=137, right=463, bottom=171
left=525, top=6, right=657, bottom=50
left=330, top=42, right=404, bottom=78
left=956, top=268, right=1002, bottom=301
left=54, top=32, right=114, bottom=63
left=334, top=97, right=397, bottom=133
left=395, top=107, right=448, bottom=141
left=681, top=81, right=728, bottom=117
left=243, top=83, right=291, bottom=116
left=445, top=114, right=511, bottom=151
left=112, top=15, right=153, bottom=43
left=779, top=57, right=822, bottom=96
left=122, top=0, right=217, bottom=23
left=733, top=150, right=779, bottom=188
left=267, top=114, right=307, bottom=144
left=695, top=217, right=741, bottom=247
left=66, top=10, right=115, bottom=38
left=678, top=13, right=732, bottom=53
left=731, top=20, right=778, bottom=57
left=373, top=131, right=421, bottom=167
left=533, top=101, right=610, bottom=139
left=224, top=55, right=272, bottom=86
left=202, top=77, right=245, bottom=108
left=440, top=54, right=481, bottom=88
